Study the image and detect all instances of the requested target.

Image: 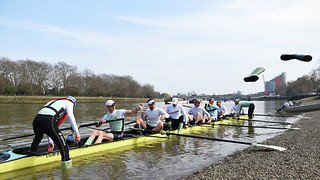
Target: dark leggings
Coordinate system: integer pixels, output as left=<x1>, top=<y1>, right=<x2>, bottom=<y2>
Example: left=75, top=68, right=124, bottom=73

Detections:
left=166, top=115, right=184, bottom=128
left=248, top=103, right=255, bottom=119
left=30, top=114, right=70, bottom=161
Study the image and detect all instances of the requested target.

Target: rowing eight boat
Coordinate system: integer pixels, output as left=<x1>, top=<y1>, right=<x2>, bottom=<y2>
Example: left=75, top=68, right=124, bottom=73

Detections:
left=0, top=115, right=266, bottom=174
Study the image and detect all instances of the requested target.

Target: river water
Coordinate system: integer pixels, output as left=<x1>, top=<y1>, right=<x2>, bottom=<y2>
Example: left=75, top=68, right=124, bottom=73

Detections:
left=0, top=100, right=299, bottom=179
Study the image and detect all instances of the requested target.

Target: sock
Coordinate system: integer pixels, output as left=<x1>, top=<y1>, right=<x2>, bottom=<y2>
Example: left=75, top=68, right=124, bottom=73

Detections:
left=167, top=121, right=172, bottom=131
left=84, top=137, right=94, bottom=146
left=178, top=123, right=183, bottom=134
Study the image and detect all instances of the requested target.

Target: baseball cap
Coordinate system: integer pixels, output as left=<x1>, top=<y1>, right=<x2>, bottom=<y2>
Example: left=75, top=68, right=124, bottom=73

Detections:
left=147, top=100, right=155, bottom=105
left=67, top=96, right=76, bottom=106
left=106, top=100, right=116, bottom=107
left=172, top=98, right=178, bottom=105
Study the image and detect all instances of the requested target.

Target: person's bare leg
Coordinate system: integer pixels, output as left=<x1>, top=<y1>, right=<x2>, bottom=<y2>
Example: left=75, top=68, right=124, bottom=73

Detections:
left=135, top=116, right=147, bottom=129
left=94, top=131, right=114, bottom=144
left=152, top=123, right=163, bottom=132
left=195, top=112, right=203, bottom=123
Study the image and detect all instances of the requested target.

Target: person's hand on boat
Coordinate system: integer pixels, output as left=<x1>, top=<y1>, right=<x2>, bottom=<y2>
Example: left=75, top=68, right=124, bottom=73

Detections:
left=75, top=132, right=81, bottom=142
left=48, top=142, right=54, bottom=152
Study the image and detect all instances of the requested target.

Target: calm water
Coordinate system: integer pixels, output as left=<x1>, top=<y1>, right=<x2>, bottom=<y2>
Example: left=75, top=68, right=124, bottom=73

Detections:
left=0, top=100, right=299, bottom=179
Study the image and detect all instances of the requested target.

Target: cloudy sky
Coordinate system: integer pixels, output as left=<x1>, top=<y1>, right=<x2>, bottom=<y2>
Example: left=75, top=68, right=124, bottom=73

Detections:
left=0, top=0, right=319, bottom=95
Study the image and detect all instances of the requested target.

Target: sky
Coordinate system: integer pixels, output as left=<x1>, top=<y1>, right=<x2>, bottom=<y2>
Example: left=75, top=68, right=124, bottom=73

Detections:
left=0, top=0, right=319, bottom=95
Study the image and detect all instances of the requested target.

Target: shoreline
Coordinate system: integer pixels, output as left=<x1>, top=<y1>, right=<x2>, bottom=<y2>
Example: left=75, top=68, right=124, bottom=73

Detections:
left=0, top=95, right=162, bottom=104
left=181, top=98, right=320, bottom=179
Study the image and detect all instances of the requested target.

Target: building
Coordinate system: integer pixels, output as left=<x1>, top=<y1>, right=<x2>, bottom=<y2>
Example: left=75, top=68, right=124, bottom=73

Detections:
left=265, top=72, right=286, bottom=95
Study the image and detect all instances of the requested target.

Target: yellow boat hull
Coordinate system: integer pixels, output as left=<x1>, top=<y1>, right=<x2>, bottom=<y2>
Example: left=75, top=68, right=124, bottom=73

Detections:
left=0, top=115, right=249, bottom=174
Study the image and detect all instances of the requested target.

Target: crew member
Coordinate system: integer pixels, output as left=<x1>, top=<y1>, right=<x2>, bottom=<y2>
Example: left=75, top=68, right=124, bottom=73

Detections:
left=136, top=99, right=169, bottom=132
left=205, top=98, right=219, bottom=122
left=216, top=101, right=228, bottom=119
left=29, top=96, right=80, bottom=169
left=165, top=98, right=187, bottom=133
left=187, top=99, right=210, bottom=124
left=85, top=100, right=141, bottom=145
left=230, top=99, right=244, bottom=116
left=235, top=100, right=255, bottom=119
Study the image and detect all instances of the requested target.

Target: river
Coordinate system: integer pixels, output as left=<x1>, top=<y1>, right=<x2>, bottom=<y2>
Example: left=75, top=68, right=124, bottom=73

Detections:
left=0, top=100, right=298, bottom=179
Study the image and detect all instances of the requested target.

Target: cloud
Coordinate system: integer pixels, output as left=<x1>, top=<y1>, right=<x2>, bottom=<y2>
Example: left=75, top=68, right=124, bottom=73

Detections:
left=1, top=0, right=319, bottom=94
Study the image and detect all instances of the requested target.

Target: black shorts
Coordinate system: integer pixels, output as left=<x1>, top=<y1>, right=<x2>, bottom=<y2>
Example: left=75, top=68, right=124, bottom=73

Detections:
left=111, top=132, right=123, bottom=140
left=146, top=124, right=156, bottom=130
left=189, top=119, right=196, bottom=125
left=166, top=116, right=184, bottom=128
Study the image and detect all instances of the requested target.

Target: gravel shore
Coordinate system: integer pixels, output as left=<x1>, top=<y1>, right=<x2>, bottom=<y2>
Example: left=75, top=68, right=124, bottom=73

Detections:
left=182, top=108, right=320, bottom=179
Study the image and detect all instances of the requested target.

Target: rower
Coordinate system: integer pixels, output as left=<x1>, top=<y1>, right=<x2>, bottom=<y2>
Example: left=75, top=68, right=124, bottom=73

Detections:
left=165, top=98, right=187, bottom=134
left=216, top=101, right=228, bottom=120
left=84, top=100, right=141, bottom=145
left=204, top=98, right=219, bottom=122
left=235, top=99, right=255, bottom=119
left=230, top=99, right=244, bottom=116
left=29, top=96, right=80, bottom=169
left=187, top=99, right=210, bottom=125
left=135, top=99, right=169, bottom=132
left=277, top=101, right=293, bottom=112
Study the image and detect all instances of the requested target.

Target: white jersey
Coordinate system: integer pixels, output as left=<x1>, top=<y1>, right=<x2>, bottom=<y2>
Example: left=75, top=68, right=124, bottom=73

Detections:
left=187, top=107, right=210, bottom=119
left=217, top=105, right=228, bottom=115
left=231, top=105, right=238, bottom=112
left=143, top=107, right=169, bottom=127
left=166, top=104, right=187, bottom=124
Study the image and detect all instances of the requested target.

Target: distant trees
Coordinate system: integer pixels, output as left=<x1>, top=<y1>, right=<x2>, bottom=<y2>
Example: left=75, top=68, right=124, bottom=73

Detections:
left=0, top=57, right=160, bottom=98
left=275, top=64, right=320, bottom=96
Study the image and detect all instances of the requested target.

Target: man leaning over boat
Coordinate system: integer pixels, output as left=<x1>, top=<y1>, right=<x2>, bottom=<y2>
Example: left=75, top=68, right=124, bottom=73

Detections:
left=234, top=99, right=255, bottom=119
left=84, top=100, right=142, bottom=145
left=29, top=96, right=80, bottom=169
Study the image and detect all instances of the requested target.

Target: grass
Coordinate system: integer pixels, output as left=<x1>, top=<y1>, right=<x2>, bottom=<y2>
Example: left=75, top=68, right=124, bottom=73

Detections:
left=0, top=95, right=162, bottom=104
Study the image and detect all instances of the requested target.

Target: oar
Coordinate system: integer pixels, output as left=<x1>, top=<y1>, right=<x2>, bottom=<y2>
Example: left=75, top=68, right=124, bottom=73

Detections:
left=280, top=54, right=312, bottom=62
left=100, top=120, right=137, bottom=131
left=251, top=114, right=294, bottom=118
left=182, top=104, right=192, bottom=108
left=130, top=128, right=286, bottom=151
left=252, top=114, right=311, bottom=120
left=168, top=110, right=179, bottom=114
left=233, top=118, right=293, bottom=125
left=216, top=124, right=300, bottom=130
left=1, top=122, right=101, bottom=141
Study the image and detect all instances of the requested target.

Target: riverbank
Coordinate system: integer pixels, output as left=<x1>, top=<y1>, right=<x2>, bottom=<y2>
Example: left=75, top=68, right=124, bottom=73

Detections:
left=182, top=97, right=320, bottom=179
left=0, top=95, right=161, bottom=104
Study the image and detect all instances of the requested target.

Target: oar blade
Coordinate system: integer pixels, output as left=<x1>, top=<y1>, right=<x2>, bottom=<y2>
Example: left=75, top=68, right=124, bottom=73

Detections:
left=244, top=67, right=265, bottom=82
left=251, top=143, right=286, bottom=151
left=280, top=54, right=312, bottom=62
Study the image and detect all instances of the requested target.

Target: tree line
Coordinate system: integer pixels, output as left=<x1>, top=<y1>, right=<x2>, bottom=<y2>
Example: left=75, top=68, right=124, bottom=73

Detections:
left=275, top=63, right=320, bottom=96
left=0, top=57, right=160, bottom=98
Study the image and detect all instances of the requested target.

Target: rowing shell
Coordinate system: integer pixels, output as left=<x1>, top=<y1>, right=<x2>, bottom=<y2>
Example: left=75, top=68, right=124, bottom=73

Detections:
left=0, top=116, right=249, bottom=174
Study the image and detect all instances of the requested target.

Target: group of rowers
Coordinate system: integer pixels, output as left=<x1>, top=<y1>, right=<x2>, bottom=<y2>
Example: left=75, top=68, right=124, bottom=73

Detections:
left=28, top=96, right=255, bottom=167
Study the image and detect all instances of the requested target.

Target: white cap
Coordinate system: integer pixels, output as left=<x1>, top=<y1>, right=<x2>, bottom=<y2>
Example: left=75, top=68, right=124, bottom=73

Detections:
left=235, top=99, right=240, bottom=102
left=106, top=100, right=115, bottom=106
left=172, top=98, right=178, bottom=105
left=147, top=100, right=155, bottom=105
